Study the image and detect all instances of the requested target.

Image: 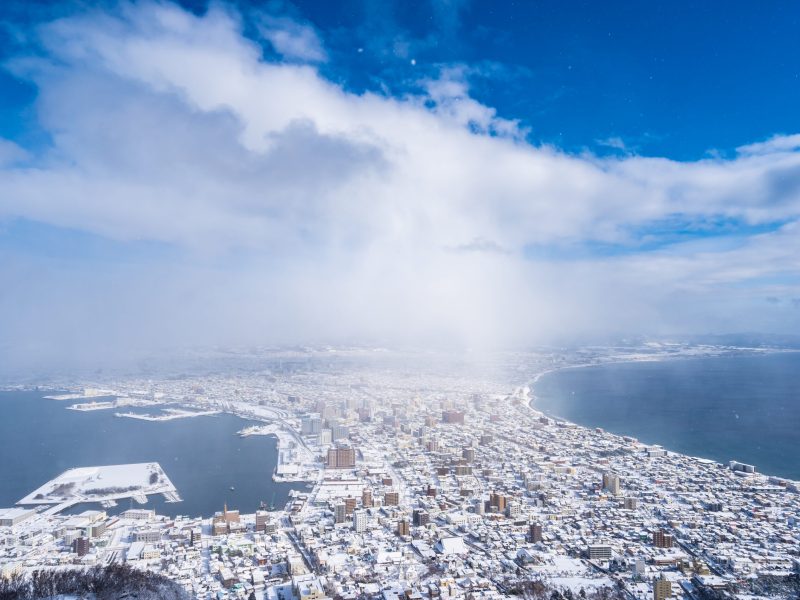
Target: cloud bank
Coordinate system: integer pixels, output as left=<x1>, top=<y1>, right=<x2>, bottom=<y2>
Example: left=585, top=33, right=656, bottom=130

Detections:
left=1, top=1, right=800, bottom=370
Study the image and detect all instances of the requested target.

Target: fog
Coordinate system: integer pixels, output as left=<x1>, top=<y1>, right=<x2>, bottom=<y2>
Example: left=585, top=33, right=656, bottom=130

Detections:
left=2, top=1, right=800, bottom=374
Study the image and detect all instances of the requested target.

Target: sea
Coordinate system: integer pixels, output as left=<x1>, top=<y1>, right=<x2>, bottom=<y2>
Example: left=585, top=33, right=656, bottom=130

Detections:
left=0, top=390, right=303, bottom=518
left=532, top=351, right=800, bottom=480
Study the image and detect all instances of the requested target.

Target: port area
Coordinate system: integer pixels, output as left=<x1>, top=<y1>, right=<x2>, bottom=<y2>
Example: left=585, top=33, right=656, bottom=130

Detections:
left=237, top=424, right=318, bottom=483
left=114, top=408, right=219, bottom=421
left=16, top=463, right=182, bottom=514
left=43, top=388, right=117, bottom=401
left=66, top=397, right=160, bottom=411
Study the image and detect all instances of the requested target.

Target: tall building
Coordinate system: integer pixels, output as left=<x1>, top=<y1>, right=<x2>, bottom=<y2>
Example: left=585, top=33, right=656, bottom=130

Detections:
left=362, top=488, right=373, bottom=508
left=653, top=530, right=674, bottom=548
left=300, top=415, right=322, bottom=436
left=654, top=576, right=671, bottom=600
left=334, top=504, right=347, bottom=524
left=384, top=491, right=399, bottom=506
left=73, top=536, right=90, bottom=557
left=255, top=510, right=270, bottom=533
left=344, top=497, right=357, bottom=515
left=353, top=509, right=367, bottom=533
left=327, top=447, right=356, bottom=469
left=412, top=509, right=429, bottom=527
left=462, top=447, right=475, bottom=462
left=442, top=410, right=465, bottom=424
left=529, top=523, right=543, bottom=543
left=602, top=473, right=621, bottom=496
left=190, top=528, right=202, bottom=547
left=397, top=519, right=410, bottom=536
left=624, top=497, right=638, bottom=510
left=489, top=492, right=507, bottom=512
left=331, top=424, right=349, bottom=441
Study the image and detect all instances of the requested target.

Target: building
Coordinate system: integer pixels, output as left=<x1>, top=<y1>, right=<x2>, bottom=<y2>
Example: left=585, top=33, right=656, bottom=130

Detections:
left=212, top=504, right=240, bottom=535
left=73, top=536, right=90, bottom=557
left=292, top=575, right=325, bottom=599
left=654, top=575, right=672, bottom=600
left=730, top=460, right=756, bottom=474
left=327, top=447, right=356, bottom=469
left=384, top=491, right=399, bottom=506
left=602, top=472, right=621, bottom=496
left=413, top=509, right=430, bottom=527
left=442, top=410, right=465, bottom=424
left=624, top=497, right=638, bottom=510
left=506, top=502, right=521, bottom=518
left=133, top=530, right=161, bottom=543
left=301, top=415, right=322, bottom=436
left=331, top=424, right=349, bottom=441
left=334, top=503, right=347, bottom=524
left=353, top=509, right=367, bottom=532
left=255, top=510, right=270, bottom=533
left=344, top=497, right=357, bottom=515
left=0, top=508, right=36, bottom=527
left=397, top=519, right=410, bottom=536
left=120, top=509, right=154, bottom=521
left=190, top=528, right=202, bottom=547
left=89, top=520, right=107, bottom=538
left=319, top=429, right=332, bottom=445
left=653, top=530, right=674, bottom=548
left=489, top=492, right=507, bottom=512
left=362, top=488, right=373, bottom=507
left=588, top=545, right=613, bottom=561
left=529, top=522, right=543, bottom=543
left=462, top=447, right=475, bottom=462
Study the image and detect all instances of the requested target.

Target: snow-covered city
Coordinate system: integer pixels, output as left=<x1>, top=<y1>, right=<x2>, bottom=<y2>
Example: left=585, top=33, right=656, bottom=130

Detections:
left=2, top=346, right=798, bottom=600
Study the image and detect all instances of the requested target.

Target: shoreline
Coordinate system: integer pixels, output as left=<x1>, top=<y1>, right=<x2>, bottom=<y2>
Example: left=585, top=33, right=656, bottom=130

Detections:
left=526, top=349, right=800, bottom=483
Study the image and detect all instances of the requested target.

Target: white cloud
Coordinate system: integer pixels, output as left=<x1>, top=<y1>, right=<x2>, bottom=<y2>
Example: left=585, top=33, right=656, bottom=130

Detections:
left=256, top=13, right=327, bottom=63
left=1, top=0, right=800, bottom=364
left=737, top=133, right=800, bottom=156
left=0, top=138, right=30, bottom=166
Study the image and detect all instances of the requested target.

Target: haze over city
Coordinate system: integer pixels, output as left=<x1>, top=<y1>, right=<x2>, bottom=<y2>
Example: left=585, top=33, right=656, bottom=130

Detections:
left=2, top=1, right=800, bottom=373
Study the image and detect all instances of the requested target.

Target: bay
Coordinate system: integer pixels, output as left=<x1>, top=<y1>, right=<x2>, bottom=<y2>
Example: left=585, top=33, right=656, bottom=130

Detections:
left=533, top=352, right=800, bottom=480
left=0, top=391, right=302, bottom=517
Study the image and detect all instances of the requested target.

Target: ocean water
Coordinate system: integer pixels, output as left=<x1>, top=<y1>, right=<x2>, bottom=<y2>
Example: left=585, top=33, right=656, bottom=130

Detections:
left=533, top=352, right=800, bottom=480
left=0, top=391, right=302, bottom=517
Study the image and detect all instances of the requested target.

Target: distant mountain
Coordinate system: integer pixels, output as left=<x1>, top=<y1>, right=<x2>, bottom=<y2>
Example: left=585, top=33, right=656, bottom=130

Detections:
left=683, top=332, right=800, bottom=349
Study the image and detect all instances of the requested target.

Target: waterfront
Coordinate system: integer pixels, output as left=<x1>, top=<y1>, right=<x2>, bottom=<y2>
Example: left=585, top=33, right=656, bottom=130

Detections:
left=0, top=391, right=302, bottom=517
left=533, top=351, right=800, bottom=480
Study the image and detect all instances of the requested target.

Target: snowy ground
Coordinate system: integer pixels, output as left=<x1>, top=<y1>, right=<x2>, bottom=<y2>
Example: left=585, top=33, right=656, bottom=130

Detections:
left=17, top=463, right=179, bottom=508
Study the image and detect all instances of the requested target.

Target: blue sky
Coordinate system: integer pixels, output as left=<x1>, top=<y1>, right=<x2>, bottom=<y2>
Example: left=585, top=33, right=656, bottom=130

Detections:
left=3, top=1, right=800, bottom=159
left=1, top=0, right=800, bottom=366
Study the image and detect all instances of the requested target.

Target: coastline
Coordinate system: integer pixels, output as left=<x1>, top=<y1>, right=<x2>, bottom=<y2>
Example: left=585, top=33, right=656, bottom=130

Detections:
left=526, top=349, right=800, bottom=483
